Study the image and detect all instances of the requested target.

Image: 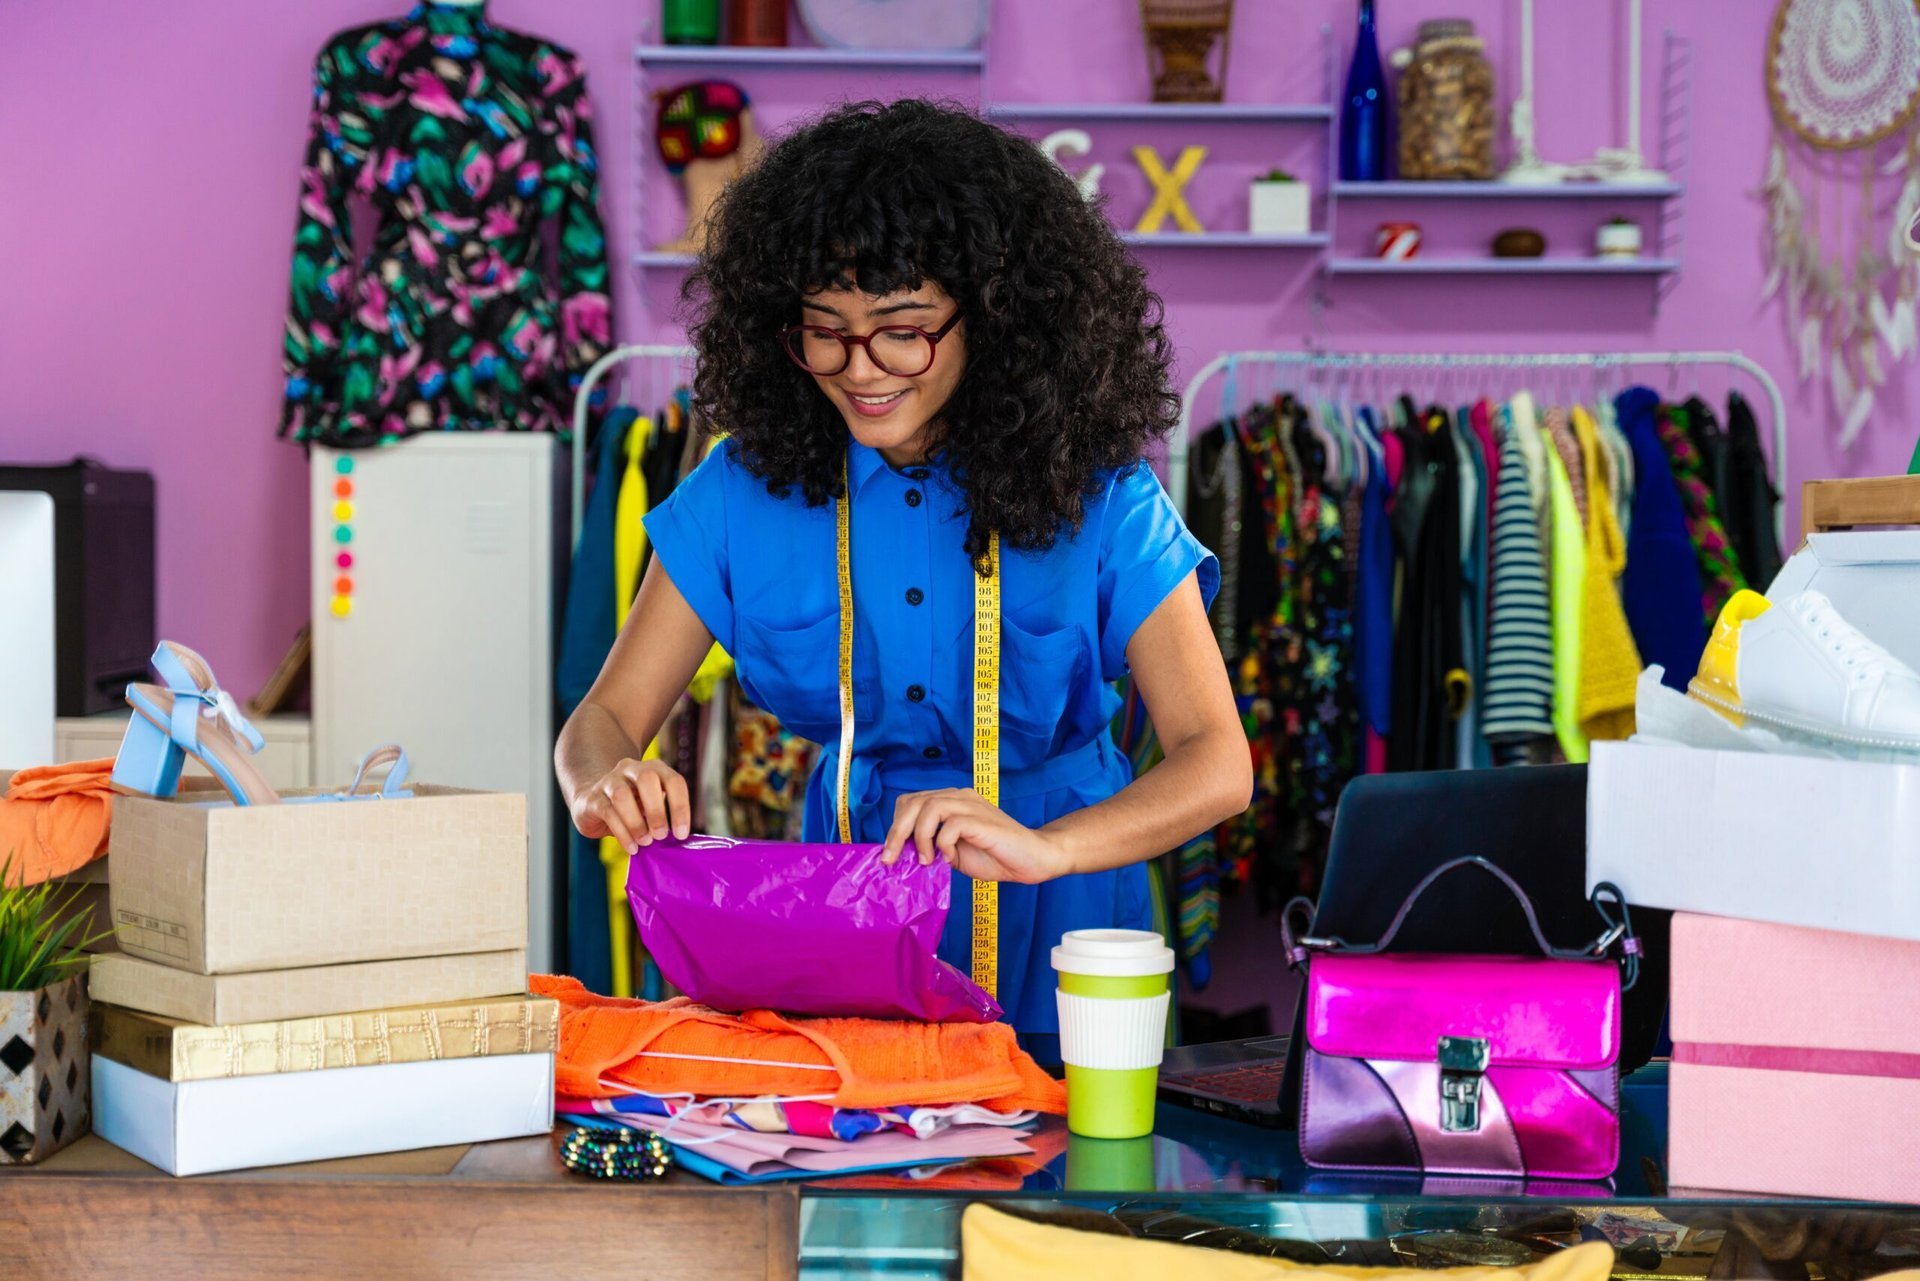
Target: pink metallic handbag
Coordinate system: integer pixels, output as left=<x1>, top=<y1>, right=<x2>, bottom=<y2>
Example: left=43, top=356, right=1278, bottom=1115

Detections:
left=1282, top=857, right=1641, bottom=1182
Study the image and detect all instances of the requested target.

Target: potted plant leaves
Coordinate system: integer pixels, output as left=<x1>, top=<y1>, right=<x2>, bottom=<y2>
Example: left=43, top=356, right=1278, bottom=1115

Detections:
left=1, top=854, right=103, bottom=1164
left=1250, top=167, right=1311, bottom=236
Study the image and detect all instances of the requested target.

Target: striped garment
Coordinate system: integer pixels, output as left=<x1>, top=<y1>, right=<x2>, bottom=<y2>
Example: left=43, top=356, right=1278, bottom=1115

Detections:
left=1480, top=421, right=1557, bottom=749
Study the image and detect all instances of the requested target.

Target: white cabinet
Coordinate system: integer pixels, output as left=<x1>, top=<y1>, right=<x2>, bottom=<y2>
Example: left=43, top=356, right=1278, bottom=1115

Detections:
left=55, top=713, right=312, bottom=791
left=311, top=436, right=562, bottom=971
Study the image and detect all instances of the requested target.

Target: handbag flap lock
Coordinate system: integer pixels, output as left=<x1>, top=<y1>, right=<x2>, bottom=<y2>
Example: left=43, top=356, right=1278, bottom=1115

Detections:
left=1438, top=1035, right=1490, bottom=1133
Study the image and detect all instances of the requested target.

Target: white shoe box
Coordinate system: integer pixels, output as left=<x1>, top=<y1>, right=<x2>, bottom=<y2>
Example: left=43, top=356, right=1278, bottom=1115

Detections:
left=92, top=1052, right=554, bottom=1176
left=1588, top=529, right=1920, bottom=944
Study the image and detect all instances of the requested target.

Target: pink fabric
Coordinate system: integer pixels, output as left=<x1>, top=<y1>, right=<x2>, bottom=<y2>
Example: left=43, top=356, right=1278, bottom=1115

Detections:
left=1670, top=1061, right=1920, bottom=1202
left=1675, top=1041, right=1920, bottom=1081
left=1306, top=954, right=1620, bottom=1069
left=1671, top=913, right=1920, bottom=1055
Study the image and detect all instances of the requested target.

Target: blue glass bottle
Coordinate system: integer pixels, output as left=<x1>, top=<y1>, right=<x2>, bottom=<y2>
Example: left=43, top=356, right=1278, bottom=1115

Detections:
left=1339, top=0, right=1389, bottom=181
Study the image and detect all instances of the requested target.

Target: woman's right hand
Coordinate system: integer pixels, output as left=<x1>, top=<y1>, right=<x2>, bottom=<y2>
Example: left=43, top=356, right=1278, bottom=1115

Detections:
left=570, top=758, right=692, bottom=852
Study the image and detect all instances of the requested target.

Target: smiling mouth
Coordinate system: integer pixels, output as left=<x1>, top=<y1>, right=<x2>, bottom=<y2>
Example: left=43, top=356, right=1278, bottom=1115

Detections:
left=848, top=390, right=909, bottom=406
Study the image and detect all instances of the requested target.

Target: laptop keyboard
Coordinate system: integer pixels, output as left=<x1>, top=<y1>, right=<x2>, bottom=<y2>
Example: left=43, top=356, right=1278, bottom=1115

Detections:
left=1164, top=1060, right=1284, bottom=1104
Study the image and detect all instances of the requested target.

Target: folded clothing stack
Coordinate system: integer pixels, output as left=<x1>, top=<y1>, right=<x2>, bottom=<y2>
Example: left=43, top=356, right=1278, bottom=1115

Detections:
left=536, top=976, right=1066, bottom=1184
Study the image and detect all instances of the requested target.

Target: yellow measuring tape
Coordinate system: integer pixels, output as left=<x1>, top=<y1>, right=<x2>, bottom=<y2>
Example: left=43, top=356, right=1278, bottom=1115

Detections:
left=836, top=455, right=1000, bottom=997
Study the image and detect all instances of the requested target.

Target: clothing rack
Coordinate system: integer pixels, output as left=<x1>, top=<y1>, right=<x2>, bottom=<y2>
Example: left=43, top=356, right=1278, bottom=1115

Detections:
left=1174, top=351, right=1790, bottom=547
left=570, top=343, right=698, bottom=548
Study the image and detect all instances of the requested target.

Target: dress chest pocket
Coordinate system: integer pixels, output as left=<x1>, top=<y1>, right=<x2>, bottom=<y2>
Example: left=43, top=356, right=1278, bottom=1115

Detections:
left=945, top=609, right=1089, bottom=762
left=734, top=610, right=871, bottom=746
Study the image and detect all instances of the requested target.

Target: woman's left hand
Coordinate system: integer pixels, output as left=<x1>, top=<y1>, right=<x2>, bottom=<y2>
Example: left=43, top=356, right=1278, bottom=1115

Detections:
left=882, top=788, right=1075, bottom=885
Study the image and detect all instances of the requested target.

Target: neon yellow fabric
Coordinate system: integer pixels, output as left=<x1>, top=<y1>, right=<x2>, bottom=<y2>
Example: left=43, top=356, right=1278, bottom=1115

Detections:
left=1572, top=405, right=1641, bottom=742
left=1545, top=449, right=1589, bottom=764
left=603, top=416, right=655, bottom=997
left=959, top=1206, right=1616, bottom=1281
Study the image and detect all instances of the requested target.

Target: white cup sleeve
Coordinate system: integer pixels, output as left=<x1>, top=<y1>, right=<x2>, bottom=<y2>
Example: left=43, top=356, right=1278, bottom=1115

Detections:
left=1055, top=991, right=1170, bottom=1071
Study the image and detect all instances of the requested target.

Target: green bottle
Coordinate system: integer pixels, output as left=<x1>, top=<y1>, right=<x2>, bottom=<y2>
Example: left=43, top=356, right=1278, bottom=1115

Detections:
left=663, top=0, right=720, bottom=45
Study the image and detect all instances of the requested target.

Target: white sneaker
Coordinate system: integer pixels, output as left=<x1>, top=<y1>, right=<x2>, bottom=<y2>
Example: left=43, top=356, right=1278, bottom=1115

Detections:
left=1690, top=589, right=1920, bottom=751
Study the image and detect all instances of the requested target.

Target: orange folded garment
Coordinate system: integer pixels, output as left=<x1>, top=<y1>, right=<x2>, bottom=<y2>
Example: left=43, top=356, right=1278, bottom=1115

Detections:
left=0, top=759, right=116, bottom=886
left=531, top=975, right=1067, bottom=1115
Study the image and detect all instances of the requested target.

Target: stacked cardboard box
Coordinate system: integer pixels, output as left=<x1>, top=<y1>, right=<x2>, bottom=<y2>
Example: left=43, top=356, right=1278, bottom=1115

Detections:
left=90, top=782, right=554, bottom=1175
left=1588, top=498, right=1920, bottom=1202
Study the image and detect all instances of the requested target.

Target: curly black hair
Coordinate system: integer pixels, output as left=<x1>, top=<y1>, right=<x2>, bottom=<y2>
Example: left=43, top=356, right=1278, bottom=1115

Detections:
left=684, top=99, right=1179, bottom=560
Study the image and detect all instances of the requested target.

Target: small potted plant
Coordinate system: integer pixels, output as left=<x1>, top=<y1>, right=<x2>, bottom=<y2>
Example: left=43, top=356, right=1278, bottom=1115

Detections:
left=0, top=855, right=101, bottom=1164
left=1596, top=215, right=1643, bottom=259
left=1250, top=166, right=1311, bottom=236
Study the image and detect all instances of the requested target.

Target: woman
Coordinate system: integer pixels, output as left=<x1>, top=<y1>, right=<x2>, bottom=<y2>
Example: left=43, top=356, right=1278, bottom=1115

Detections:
left=556, top=100, right=1251, bottom=1030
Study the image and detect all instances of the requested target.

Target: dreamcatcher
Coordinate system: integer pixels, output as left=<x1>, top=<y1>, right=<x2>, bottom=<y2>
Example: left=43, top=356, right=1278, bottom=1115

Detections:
left=1761, top=0, right=1920, bottom=446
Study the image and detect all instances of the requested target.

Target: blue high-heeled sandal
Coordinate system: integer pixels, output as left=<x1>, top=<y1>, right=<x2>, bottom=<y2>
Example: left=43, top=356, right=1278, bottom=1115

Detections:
left=113, top=642, right=412, bottom=807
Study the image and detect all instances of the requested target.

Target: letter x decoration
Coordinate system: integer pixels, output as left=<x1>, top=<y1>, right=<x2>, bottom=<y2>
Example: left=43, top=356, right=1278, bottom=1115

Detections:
left=1132, top=145, right=1207, bottom=234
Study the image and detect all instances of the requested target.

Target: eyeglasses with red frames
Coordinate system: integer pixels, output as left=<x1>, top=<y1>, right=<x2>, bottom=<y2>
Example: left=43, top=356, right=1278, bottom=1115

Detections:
left=779, top=311, right=963, bottom=378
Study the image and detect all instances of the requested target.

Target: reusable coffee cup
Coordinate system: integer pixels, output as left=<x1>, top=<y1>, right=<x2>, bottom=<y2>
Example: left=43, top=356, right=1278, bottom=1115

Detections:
left=1052, top=928, right=1175, bottom=1139
left=1065, top=1134, right=1156, bottom=1191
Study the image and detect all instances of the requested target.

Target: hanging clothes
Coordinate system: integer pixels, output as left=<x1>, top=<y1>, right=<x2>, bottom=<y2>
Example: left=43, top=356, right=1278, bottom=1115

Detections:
left=1615, top=388, right=1708, bottom=691
left=1282, top=399, right=1359, bottom=884
left=555, top=406, right=636, bottom=994
left=1354, top=406, right=1395, bottom=776
left=279, top=2, right=612, bottom=446
left=1572, top=405, right=1640, bottom=743
left=1454, top=406, right=1490, bottom=771
left=1481, top=402, right=1557, bottom=759
left=1387, top=403, right=1463, bottom=773
left=1721, top=390, right=1784, bottom=590
left=1658, top=401, right=1749, bottom=632
left=1544, top=440, right=1588, bottom=765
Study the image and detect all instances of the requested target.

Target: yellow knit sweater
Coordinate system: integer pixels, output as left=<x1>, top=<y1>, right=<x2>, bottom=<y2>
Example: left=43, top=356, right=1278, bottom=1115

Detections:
left=1573, top=405, right=1641, bottom=741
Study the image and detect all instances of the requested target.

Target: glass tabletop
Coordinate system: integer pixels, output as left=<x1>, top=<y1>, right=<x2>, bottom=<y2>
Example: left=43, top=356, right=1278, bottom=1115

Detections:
left=795, top=1068, right=1920, bottom=1278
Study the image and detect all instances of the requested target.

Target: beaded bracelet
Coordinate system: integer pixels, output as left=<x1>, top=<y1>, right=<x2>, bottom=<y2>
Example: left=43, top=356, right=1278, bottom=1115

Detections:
left=559, top=1125, right=674, bottom=1181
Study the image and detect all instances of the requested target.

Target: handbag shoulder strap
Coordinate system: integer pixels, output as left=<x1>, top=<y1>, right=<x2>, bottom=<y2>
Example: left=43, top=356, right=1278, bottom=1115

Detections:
left=1282, top=857, right=1642, bottom=988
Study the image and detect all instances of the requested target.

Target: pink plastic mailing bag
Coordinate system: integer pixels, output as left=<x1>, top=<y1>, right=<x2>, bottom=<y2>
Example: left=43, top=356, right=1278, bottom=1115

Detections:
left=627, top=835, right=1003, bottom=1023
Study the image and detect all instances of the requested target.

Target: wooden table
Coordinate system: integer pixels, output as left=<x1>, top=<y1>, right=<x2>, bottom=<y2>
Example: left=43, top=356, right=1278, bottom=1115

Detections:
left=1, top=1134, right=798, bottom=1280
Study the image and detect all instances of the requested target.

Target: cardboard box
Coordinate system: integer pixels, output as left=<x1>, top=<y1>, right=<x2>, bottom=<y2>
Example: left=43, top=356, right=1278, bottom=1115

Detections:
left=108, top=784, right=526, bottom=973
left=88, top=949, right=528, bottom=1026
left=1588, top=527, right=1920, bottom=941
left=1669, top=913, right=1920, bottom=1202
left=94, top=993, right=557, bottom=1083
left=1587, top=740, right=1920, bottom=942
left=91, top=1051, right=554, bottom=1176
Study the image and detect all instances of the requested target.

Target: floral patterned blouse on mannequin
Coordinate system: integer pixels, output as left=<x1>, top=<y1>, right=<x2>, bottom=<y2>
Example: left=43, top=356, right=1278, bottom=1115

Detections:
left=279, top=2, right=612, bottom=447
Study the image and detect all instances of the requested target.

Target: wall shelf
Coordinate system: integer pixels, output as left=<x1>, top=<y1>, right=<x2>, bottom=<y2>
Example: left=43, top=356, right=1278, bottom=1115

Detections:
left=1123, top=232, right=1329, bottom=248
left=989, top=102, right=1331, bottom=123
left=1333, top=180, right=1683, bottom=199
left=635, top=44, right=985, bottom=69
left=1326, top=256, right=1680, bottom=275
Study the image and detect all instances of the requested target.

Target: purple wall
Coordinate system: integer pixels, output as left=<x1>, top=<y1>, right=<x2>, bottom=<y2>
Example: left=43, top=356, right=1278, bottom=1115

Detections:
left=1, top=0, right=1911, bottom=695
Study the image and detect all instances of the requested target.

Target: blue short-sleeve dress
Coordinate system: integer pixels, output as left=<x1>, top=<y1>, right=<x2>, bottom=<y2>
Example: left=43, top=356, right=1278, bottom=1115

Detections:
left=644, top=437, right=1218, bottom=1030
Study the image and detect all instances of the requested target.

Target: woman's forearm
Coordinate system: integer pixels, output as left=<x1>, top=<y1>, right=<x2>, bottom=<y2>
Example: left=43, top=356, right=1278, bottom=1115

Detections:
left=554, top=559, right=719, bottom=809
left=1042, top=725, right=1252, bottom=877
left=555, top=700, right=647, bottom=810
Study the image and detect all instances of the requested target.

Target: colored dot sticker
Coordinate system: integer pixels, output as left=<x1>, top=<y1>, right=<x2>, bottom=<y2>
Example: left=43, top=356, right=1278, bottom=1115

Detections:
left=334, top=479, right=354, bottom=499
left=335, top=456, right=354, bottom=476
left=333, top=501, right=355, bottom=522
left=330, top=596, right=353, bottom=618
left=336, top=551, right=354, bottom=570
left=334, top=525, right=353, bottom=545
left=334, top=576, right=353, bottom=596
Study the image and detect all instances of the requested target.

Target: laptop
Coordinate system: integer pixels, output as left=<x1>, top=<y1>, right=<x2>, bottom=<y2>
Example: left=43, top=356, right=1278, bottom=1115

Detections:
left=1157, top=764, right=1671, bottom=1127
